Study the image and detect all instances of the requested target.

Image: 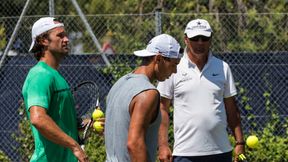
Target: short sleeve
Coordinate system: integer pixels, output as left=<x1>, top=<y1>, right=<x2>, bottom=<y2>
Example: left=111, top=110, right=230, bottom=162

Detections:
left=157, top=74, right=174, bottom=100
left=26, top=72, right=53, bottom=111
left=224, top=64, right=237, bottom=98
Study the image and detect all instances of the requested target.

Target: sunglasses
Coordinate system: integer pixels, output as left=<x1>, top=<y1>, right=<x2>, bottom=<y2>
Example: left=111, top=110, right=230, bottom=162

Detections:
left=189, top=36, right=211, bottom=42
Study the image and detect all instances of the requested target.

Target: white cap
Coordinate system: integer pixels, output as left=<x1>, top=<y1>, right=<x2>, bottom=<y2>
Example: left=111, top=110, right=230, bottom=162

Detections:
left=184, top=19, right=213, bottom=38
left=134, top=34, right=182, bottom=59
left=29, top=17, right=64, bottom=52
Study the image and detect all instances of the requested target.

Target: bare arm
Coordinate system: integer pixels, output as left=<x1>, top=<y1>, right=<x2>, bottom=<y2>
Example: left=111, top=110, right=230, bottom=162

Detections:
left=127, top=89, right=159, bottom=162
left=224, top=97, right=245, bottom=160
left=29, top=106, right=88, bottom=162
left=158, top=97, right=172, bottom=162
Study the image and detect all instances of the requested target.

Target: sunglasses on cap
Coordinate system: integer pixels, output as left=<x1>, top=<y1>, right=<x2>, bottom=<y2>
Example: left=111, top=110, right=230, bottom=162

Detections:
left=189, top=36, right=211, bottom=42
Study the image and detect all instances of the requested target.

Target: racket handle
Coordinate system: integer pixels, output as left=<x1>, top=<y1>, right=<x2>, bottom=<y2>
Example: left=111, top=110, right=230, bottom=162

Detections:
left=82, top=118, right=93, bottom=137
left=79, top=118, right=93, bottom=148
left=238, top=154, right=248, bottom=162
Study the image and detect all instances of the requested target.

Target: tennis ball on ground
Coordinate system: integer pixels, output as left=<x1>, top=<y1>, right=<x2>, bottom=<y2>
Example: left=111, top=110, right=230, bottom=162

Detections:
left=92, top=108, right=104, bottom=120
left=246, top=135, right=259, bottom=148
left=93, top=121, right=104, bottom=132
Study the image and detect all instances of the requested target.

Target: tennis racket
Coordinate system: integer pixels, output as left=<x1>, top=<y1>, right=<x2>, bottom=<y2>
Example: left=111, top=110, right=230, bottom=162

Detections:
left=72, top=81, right=100, bottom=150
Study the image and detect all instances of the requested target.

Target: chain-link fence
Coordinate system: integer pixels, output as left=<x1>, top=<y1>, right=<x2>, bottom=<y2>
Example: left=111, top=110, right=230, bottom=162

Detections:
left=0, top=7, right=288, bottom=162
left=1, top=52, right=288, bottom=161
left=1, top=13, right=287, bottom=55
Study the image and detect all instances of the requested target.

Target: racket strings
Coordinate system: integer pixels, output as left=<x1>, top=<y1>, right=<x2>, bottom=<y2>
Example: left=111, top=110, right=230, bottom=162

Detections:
left=74, top=82, right=99, bottom=120
left=73, top=81, right=100, bottom=146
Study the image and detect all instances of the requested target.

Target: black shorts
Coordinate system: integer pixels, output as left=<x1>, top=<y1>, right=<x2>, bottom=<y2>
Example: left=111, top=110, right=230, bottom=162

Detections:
left=173, top=151, right=232, bottom=162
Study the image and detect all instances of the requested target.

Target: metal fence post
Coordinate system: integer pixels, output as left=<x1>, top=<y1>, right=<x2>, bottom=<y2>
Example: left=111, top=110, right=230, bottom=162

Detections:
left=0, top=0, right=32, bottom=70
left=155, top=7, right=162, bottom=36
left=70, top=0, right=111, bottom=66
left=49, top=0, right=55, bottom=16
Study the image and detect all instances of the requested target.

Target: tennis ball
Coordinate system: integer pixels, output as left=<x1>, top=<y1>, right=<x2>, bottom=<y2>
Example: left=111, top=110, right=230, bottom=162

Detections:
left=92, top=108, right=104, bottom=120
left=246, top=135, right=259, bottom=148
left=93, top=121, right=103, bottom=132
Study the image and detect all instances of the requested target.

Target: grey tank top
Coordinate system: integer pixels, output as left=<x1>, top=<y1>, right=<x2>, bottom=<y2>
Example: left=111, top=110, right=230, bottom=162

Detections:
left=105, top=73, right=161, bottom=162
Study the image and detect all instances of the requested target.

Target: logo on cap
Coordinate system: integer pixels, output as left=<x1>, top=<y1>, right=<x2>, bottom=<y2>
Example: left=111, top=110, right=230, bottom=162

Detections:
left=184, top=19, right=213, bottom=38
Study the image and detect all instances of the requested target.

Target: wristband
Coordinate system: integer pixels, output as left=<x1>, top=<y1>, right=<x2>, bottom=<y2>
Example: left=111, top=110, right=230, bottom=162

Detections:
left=235, top=141, right=245, bottom=145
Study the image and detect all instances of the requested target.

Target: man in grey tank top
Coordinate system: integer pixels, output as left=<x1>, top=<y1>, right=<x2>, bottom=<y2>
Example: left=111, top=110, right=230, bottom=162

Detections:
left=105, top=34, right=183, bottom=162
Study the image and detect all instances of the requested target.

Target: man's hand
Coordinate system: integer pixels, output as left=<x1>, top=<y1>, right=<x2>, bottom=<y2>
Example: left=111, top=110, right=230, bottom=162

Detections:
left=29, top=106, right=89, bottom=162
left=71, top=144, right=89, bottom=162
left=234, top=144, right=245, bottom=162
left=158, top=145, right=172, bottom=162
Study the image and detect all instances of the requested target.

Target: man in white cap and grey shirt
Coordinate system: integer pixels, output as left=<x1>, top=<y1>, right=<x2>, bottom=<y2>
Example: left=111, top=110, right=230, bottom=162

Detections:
left=22, top=17, right=89, bottom=162
left=157, top=19, right=245, bottom=162
left=105, top=34, right=182, bottom=162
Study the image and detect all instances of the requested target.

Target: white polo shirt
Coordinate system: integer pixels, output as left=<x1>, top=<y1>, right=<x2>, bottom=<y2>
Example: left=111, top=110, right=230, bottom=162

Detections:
left=157, top=51, right=237, bottom=156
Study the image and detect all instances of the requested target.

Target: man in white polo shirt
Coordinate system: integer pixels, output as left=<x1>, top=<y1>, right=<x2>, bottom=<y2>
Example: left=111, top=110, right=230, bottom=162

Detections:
left=157, top=19, right=245, bottom=162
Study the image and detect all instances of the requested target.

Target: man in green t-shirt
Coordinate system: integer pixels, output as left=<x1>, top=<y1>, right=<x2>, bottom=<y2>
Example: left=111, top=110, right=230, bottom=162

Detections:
left=22, top=17, right=88, bottom=162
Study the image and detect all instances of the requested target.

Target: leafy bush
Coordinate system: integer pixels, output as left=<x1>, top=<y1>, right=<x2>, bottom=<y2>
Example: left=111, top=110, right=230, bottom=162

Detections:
left=0, top=150, right=11, bottom=162
left=232, top=82, right=288, bottom=162
left=11, top=101, right=34, bottom=162
left=0, top=24, right=6, bottom=50
left=83, top=134, right=106, bottom=161
left=102, top=57, right=140, bottom=83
